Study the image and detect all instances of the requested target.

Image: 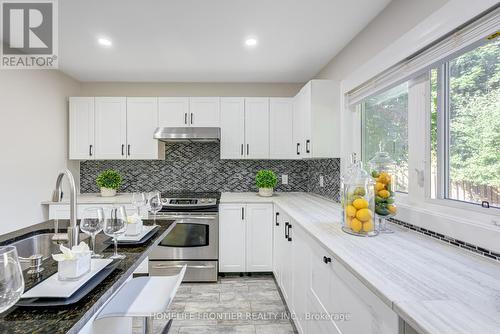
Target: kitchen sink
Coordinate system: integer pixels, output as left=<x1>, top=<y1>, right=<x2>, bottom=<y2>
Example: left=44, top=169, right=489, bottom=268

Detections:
left=9, top=233, right=108, bottom=270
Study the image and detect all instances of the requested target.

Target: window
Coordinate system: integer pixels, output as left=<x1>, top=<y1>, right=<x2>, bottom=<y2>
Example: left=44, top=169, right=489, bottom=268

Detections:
left=431, top=37, right=500, bottom=209
left=361, top=82, right=409, bottom=193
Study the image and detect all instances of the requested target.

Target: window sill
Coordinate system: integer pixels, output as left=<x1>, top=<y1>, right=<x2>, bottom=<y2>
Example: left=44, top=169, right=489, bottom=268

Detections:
left=394, top=194, right=500, bottom=254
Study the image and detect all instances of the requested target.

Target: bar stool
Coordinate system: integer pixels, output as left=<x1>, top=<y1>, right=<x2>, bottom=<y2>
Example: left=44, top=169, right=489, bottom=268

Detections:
left=94, top=265, right=186, bottom=334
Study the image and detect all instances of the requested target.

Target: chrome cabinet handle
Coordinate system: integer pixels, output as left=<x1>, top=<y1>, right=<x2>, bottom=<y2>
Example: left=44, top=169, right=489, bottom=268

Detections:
left=241, top=144, right=244, bottom=156
left=152, top=264, right=215, bottom=269
left=190, top=113, right=194, bottom=125
left=288, top=224, right=292, bottom=242
left=247, top=144, right=249, bottom=155
left=296, top=143, right=300, bottom=155
left=285, top=222, right=289, bottom=239
left=241, top=207, right=245, bottom=220
left=121, top=144, right=125, bottom=156
left=89, top=145, right=93, bottom=157
left=155, top=215, right=216, bottom=220
left=127, top=144, right=131, bottom=156
left=275, top=212, right=280, bottom=226
left=184, top=113, right=187, bottom=125
left=306, top=139, right=310, bottom=153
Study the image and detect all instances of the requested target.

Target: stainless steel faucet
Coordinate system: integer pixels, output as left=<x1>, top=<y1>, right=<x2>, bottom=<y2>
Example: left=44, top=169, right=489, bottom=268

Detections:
left=52, top=169, right=79, bottom=248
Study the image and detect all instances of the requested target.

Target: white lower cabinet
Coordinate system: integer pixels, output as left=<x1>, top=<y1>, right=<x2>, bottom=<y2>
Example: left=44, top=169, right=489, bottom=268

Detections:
left=219, top=203, right=273, bottom=273
left=270, top=205, right=399, bottom=334
left=308, top=235, right=399, bottom=334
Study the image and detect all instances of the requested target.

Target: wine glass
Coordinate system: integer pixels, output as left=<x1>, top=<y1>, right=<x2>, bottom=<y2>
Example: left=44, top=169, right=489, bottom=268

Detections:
left=132, top=192, right=146, bottom=215
left=0, top=246, right=24, bottom=313
left=80, top=207, right=104, bottom=258
left=103, top=206, right=127, bottom=259
left=149, top=192, right=162, bottom=224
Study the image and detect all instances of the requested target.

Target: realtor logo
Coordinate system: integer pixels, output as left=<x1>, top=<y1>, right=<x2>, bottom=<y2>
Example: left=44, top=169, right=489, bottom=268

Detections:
left=1, top=0, right=58, bottom=68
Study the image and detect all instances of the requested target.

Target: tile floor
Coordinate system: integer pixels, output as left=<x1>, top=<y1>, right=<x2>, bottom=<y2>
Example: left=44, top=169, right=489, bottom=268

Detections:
left=133, top=273, right=297, bottom=334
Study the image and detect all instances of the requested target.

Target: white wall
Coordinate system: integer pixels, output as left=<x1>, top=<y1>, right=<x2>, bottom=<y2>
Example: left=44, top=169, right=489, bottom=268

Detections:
left=79, top=82, right=302, bottom=97
left=0, top=70, right=80, bottom=235
left=315, top=0, right=449, bottom=81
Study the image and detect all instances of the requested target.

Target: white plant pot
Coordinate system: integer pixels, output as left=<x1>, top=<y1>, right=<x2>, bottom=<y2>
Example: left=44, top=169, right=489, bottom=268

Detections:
left=258, top=188, right=274, bottom=197
left=100, top=187, right=117, bottom=197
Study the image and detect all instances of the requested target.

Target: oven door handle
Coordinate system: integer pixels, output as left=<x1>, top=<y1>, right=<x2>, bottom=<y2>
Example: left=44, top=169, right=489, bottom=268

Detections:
left=151, top=264, right=216, bottom=269
left=155, top=215, right=217, bottom=220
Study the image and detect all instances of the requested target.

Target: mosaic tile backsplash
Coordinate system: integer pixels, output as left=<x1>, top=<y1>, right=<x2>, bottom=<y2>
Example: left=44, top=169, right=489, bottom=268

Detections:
left=80, top=142, right=341, bottom=201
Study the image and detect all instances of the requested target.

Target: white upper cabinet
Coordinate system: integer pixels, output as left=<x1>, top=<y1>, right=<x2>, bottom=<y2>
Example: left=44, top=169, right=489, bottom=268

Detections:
left=294, top=80, right=340, bottom=158
left=158, top=97, right=189, bottom=127
left=270, top=98, right=295, bottom=159
left=220, top=98, right=245, bottom=159
left=69, top=97, right=95, bottom=160
left=244, top=98, right=269, bottom=159
left=126, top=97, right=163, bottom=160
left=189, top=97, right=220, bottom=127
left=158, top=97, right=220, bottom=127
left=94, top=97, right=127, bottom=160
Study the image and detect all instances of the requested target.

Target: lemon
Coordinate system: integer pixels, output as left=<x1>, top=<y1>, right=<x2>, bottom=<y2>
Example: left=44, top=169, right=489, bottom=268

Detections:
left=387, top=204, right=397, bottom=214
left=362, top=220, right=374, bottom=232
left=356, top=208, right=373, bottom=222
left=345, top=217, right=352, bottom=228
left=346, top=205, right=357, bottom=217
left=352, top=198, right=369, bottom=209
left=375, top=182, right=385, bottom=191
left=350, top=218, right=362, bottom=233
left=378, top=190, right=390, bottom=199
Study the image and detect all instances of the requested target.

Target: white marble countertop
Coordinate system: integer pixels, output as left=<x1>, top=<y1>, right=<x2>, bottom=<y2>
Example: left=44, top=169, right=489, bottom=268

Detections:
left=41, top=193, right=135, bottom=205
left=220, top=192, right=500, bottom=334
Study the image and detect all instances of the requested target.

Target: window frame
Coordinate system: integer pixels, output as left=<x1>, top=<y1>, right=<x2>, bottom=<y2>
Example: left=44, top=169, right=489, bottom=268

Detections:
left=427, top=38, right=500, bottom=212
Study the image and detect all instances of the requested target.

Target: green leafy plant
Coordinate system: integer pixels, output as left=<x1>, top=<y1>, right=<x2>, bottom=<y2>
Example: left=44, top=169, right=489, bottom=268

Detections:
left=96, top=169, right=122, bottom=190
left=255, top=170, right=277, bottom=189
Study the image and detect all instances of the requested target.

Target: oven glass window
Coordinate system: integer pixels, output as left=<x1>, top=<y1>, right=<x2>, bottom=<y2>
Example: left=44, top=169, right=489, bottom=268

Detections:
left=159, top=223, right=209, bottom=247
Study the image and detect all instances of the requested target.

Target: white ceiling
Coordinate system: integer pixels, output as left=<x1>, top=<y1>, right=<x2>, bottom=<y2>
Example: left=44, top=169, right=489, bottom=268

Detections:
left=59, top=0, right=390, bottom=82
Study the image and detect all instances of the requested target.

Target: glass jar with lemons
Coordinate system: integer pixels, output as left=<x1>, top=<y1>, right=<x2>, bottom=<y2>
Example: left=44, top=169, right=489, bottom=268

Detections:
left=342, top=161, right=378, bottom=237
left=368, top=144, right=397, bottom=233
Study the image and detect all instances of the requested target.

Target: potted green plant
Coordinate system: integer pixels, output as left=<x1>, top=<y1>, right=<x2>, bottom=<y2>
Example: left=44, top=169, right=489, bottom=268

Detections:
left=96, top=169, right=122, bottom=197
left=255, top=170, right=277, bottom=197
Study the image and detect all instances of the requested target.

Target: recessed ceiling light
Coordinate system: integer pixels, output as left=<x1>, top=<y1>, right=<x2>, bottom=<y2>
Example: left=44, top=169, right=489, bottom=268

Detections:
left=97, top=37, right=112, bottom=47
left=244, top=37, right=258, bottom=47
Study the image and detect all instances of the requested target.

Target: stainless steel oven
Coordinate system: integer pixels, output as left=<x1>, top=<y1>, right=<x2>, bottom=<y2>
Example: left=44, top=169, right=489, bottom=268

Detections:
left=149, top=193, right=219, bottom=282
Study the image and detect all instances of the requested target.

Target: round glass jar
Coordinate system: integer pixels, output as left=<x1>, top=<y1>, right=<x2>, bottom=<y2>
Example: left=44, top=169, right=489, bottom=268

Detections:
left=342, top=162, right=377, bottom=237
left=368, top=147, right=397, bottom=233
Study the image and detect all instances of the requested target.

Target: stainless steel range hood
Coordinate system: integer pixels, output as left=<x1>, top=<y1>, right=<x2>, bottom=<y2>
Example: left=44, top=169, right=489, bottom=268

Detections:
left=153, top=127, right=220, bottom=142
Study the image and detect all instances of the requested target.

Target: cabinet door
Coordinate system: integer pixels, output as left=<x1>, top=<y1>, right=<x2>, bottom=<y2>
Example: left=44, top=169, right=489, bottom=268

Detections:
left=158, top=97, right=189, bottom=127
left=189, top=97, right=220, bottom=127
left=280, top=213, right=294, bottom=305
left=220, top=98, right=245, bottom=159
left=126, top=98, right=159, bottom=159
left=69, top=97, right=94, bottom=160
left=270, top=98, right=295, bottom=159
left=300, top=84, right=312, bottom=158
left=292, top=94, right=304, bottom=158
left=328, top=259, right=399, bottom=334
left=219, top=204, right=246, bottom=272
left=244, top=98, right=269, bottom=159
left=272, top=207, right=283, bottom=283
left=245, top=203, right=273, bottom=272
left=94, top=97, right=127, bottom=159
left=291, top=223, right=310, bottom=334
left=308, top=240, right=341, bottom=333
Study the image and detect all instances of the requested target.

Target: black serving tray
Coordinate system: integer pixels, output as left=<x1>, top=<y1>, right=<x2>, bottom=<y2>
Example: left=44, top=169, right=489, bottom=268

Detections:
left=17, top=259, right=121, bottom=307
left=105, top=225, right=160, bottom=246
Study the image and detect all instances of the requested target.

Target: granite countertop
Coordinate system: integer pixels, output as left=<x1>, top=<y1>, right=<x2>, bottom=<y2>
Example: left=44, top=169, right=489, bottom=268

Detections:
left=41, top=193, right=136, bottom=205
left=0, top=219, right=175, bottom=334
left=220, top=192, right=500, bottom=334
